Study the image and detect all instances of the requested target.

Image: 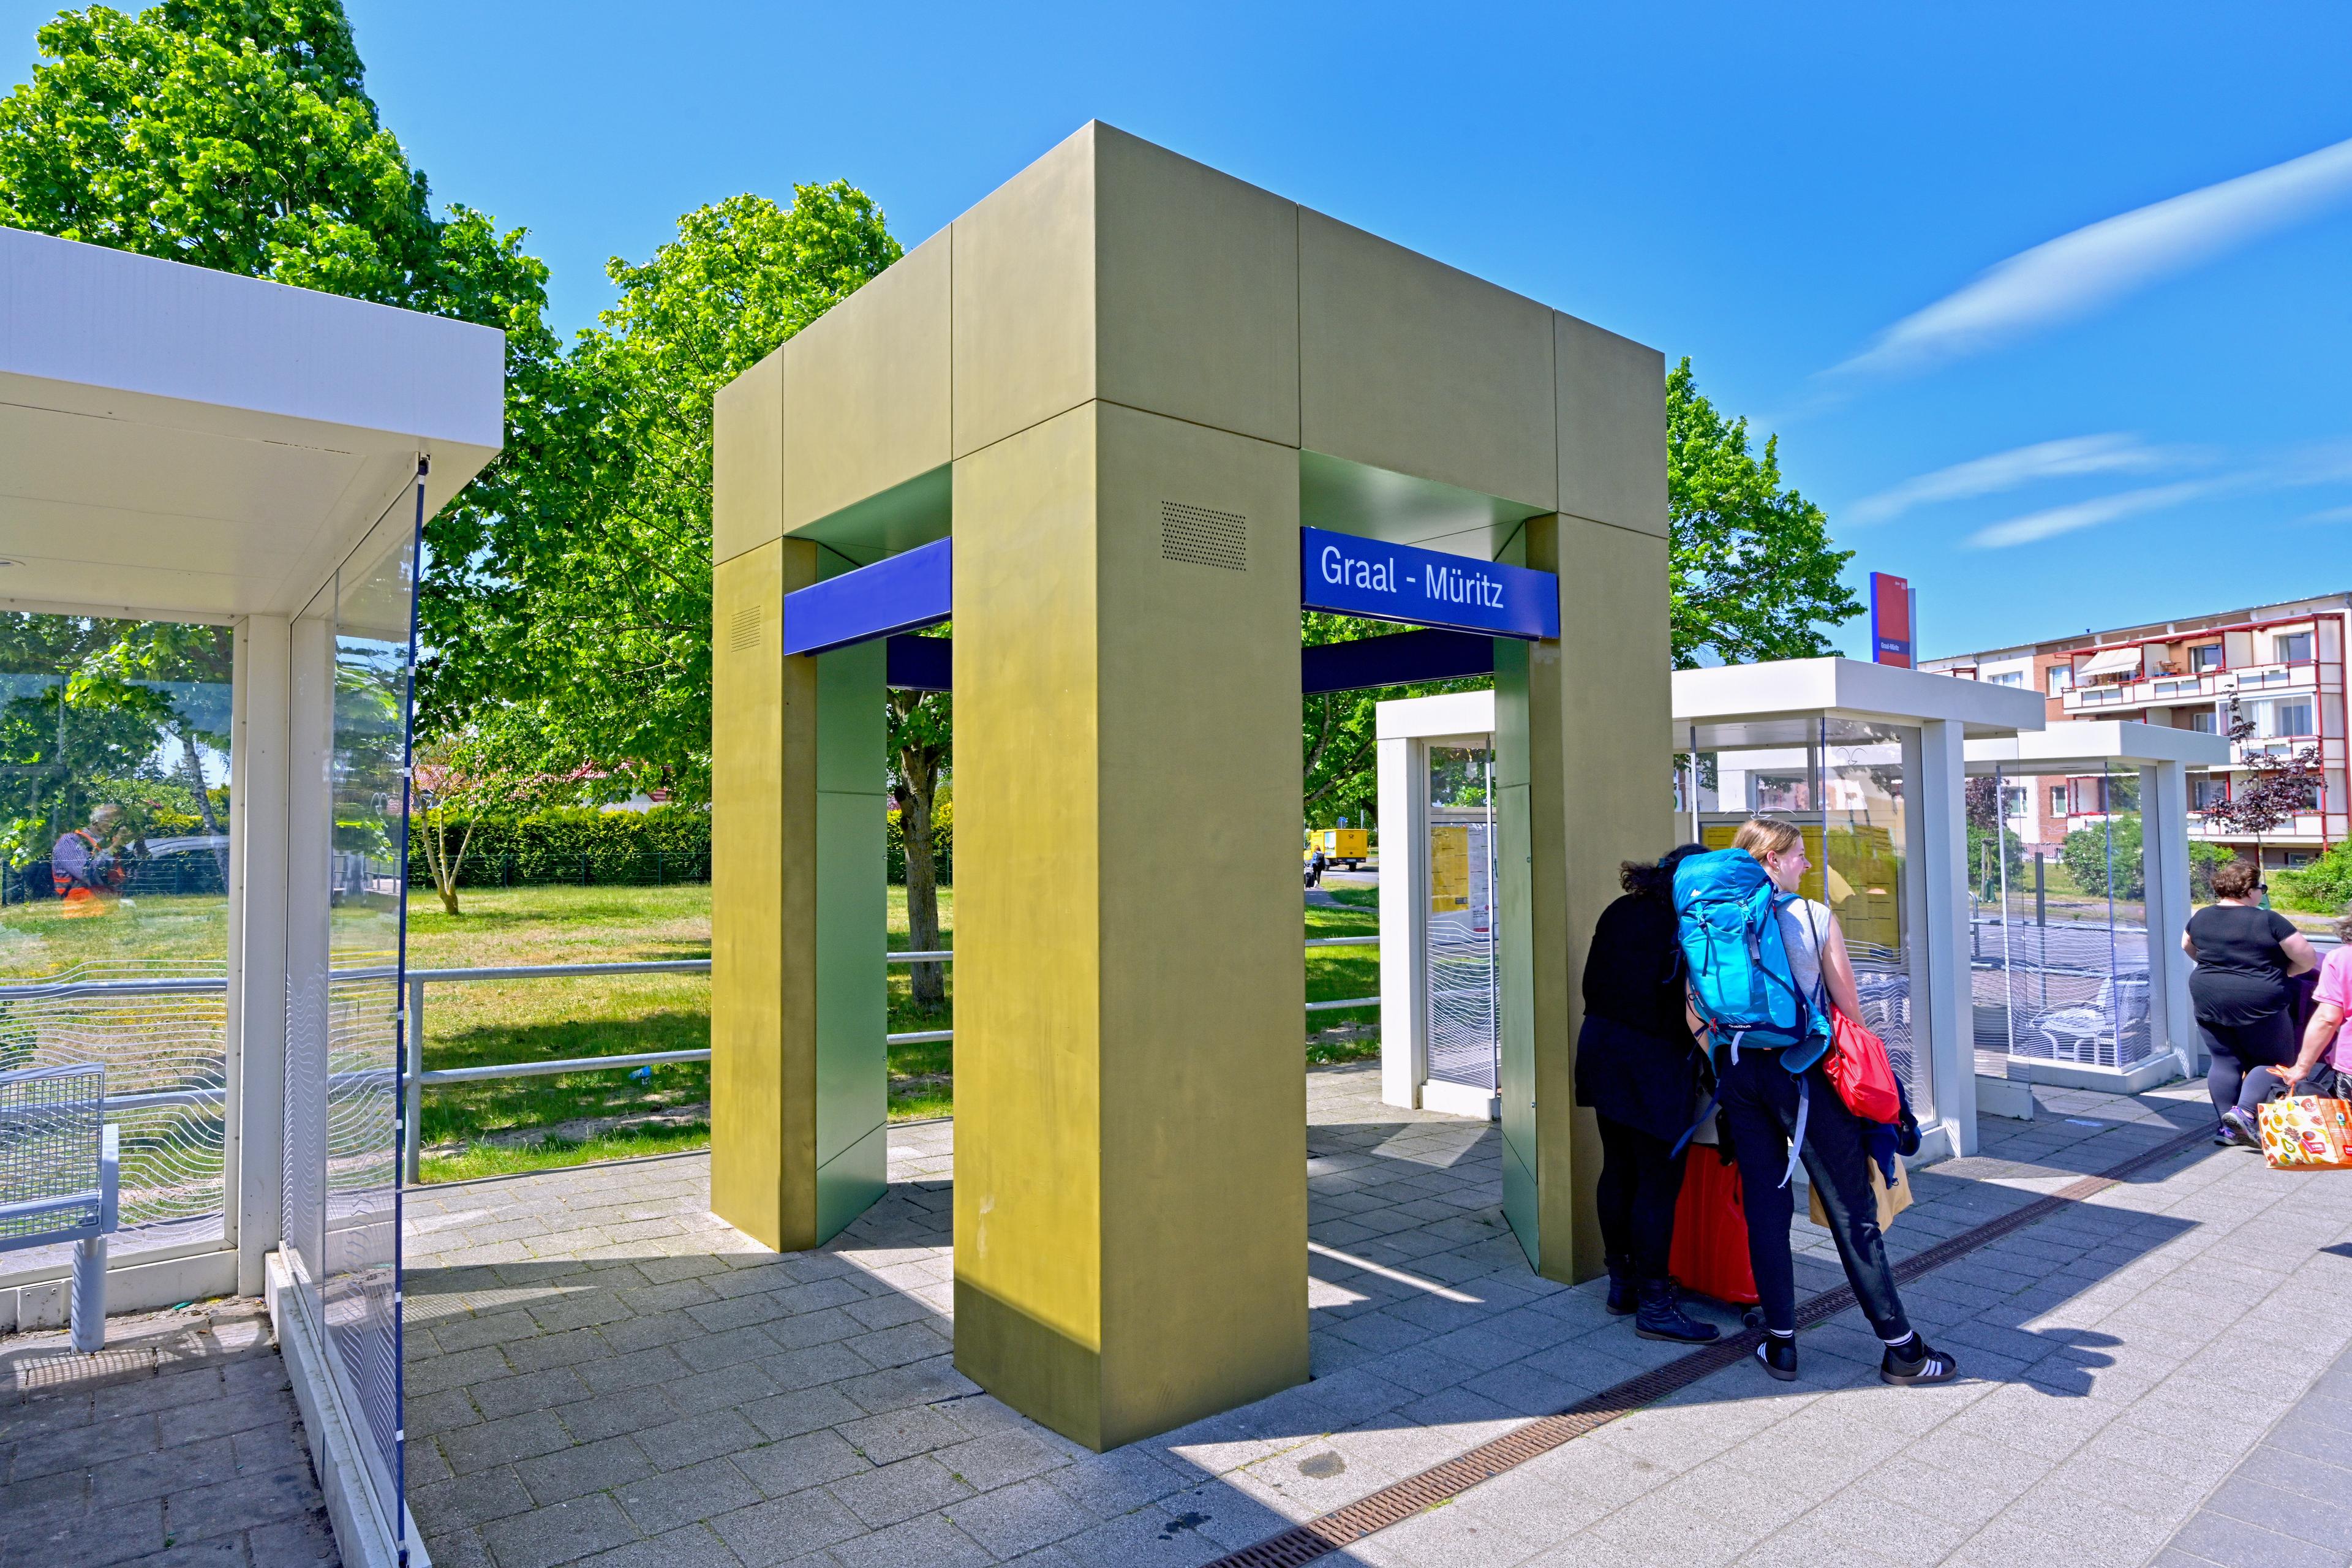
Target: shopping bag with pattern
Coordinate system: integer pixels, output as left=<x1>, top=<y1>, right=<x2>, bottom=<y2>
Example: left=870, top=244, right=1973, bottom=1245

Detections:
left=2258, top=1096, right=2352, bottom=1171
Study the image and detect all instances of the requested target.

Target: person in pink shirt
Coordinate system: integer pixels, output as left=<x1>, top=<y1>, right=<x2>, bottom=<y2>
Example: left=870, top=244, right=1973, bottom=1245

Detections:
left=2282, top=914, right=2352, bottom=1099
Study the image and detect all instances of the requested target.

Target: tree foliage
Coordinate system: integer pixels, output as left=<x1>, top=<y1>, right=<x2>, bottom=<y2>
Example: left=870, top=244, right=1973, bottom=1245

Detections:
left=1667, top=358, right=1861, bottom=668
left=432, top=189, right=903, bottom=801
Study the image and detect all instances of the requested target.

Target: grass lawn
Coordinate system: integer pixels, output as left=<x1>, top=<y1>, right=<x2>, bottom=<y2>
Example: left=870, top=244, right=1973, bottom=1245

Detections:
left=407, top=880, right=1386, bottom=1182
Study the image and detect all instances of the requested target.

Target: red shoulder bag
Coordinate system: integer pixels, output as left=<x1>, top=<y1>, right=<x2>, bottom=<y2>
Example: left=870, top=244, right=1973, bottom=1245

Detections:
left=1827, top=1008, right=1902, bottom=1125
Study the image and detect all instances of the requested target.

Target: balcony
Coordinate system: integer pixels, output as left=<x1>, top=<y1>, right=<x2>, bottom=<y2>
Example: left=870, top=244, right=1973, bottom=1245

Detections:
left=2059, top=660, right=2318, bottom=717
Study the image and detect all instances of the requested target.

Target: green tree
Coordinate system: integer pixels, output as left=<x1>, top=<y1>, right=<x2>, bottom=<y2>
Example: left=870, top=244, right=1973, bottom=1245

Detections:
left=0, top=0, right=562, bottom=755
left=887, top=683, right=950, bottom=1008
left=1667, top=358, right=1862, bottom=668
left=434, top=189, right=903, bottom=802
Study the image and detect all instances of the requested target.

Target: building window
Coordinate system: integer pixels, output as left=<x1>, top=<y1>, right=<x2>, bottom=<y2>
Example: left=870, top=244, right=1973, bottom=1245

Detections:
left=2189, top=709, right=2220, bottom=734
left=2277, top=631, right=2313, bottom=664
left=2050, top=785, right=2067, bottom=816
left=2252, top=697, right=2316, bottom=738
left=2002, top=785, right=2028, bottom=821
left=2189, top=644, right=2224, bottom=672
left=2191, top=774, right=2226, bottom=810
left=2048, top=666, right=2073, bottom=696
left=1986, top=670, right=2024, bottom=687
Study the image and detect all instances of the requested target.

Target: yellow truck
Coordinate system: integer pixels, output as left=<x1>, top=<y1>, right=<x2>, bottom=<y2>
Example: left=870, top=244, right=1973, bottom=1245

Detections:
left=1305, top=827, right=1371, bottom=870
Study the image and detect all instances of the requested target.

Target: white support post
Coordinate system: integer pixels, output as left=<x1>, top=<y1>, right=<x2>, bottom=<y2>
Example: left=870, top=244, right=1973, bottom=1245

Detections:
left=1918, top=717, right=1978, bottom=1156
left=2144, top=760, right=2198, bottom=1079
left=1376, top=734, right=1423, bottom=1110
left=282, top=612, right=337, bottom=1283
left=229, top=616, right=292, bottom=1297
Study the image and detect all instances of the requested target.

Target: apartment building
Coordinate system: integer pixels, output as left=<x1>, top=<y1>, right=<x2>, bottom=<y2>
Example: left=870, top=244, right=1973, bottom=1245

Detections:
left=1923, top=592, right=2350, bottom=868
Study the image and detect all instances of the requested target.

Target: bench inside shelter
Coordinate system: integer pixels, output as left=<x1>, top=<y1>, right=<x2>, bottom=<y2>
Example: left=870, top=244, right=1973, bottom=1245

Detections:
left=0, top=1063, right=121, bottom=1351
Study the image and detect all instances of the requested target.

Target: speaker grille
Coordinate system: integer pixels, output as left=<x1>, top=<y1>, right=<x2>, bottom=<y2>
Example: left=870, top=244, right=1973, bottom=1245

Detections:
left=1161, top=502, right=1247, bottom=571
left=728, top=603, right=764, bottom=652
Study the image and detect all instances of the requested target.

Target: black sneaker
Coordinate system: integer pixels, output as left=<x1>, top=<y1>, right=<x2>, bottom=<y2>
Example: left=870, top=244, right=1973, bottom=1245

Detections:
left=1755, top=1333, right=1798, bottom=1381
left=1881, top=1335, right=1958, bottom=1385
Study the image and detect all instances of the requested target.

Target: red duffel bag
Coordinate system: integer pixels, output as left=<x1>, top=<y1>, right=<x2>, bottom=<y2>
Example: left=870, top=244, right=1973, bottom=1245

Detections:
left=1826, top=1007, right=1902, bottom=1125
left=1668, top=1147, right=1757, bottom=1306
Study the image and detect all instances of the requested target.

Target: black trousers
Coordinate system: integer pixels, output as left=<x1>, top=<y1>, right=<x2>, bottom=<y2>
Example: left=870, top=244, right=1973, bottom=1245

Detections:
left=2201, top=1012, right=2296, bottom=1121
left=1594, top=1115, right=1686, bottom=1282
left=1716, top=1049, right=1912, bottom=1341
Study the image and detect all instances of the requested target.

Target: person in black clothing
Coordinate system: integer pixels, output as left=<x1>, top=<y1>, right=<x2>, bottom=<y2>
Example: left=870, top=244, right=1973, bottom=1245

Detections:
left=1575, top=844, right=1719, bottom=1344
left=2183, top=856, right=2318, bottom=1147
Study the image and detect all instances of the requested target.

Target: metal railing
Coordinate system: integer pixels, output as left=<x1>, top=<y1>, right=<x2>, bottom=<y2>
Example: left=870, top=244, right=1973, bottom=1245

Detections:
left=394, top=933, right=1383, bottom=1182
left=0, top=935, right=1385, bottom=1185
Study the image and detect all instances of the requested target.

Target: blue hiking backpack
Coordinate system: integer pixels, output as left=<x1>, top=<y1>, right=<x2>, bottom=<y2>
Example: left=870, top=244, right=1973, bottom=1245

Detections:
left=1671, top=848, right=1834, bottom=1186
left=1672, top=848, right=1829, bottom=1068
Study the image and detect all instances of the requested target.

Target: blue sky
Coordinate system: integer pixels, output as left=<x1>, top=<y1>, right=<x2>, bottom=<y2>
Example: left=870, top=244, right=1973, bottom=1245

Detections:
left=7, top=2, right=2348, bottom=659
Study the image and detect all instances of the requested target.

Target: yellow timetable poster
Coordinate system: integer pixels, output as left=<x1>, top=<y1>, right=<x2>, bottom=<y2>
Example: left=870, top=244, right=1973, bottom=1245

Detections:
left=1430, top=825, right=1469, bottom=913
left=1699, top=821, right=1903, bottom=948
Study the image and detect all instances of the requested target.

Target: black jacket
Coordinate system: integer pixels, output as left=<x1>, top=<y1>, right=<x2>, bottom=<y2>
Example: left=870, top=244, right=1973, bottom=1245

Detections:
left=1573, top=891, right=1703, bottom=1144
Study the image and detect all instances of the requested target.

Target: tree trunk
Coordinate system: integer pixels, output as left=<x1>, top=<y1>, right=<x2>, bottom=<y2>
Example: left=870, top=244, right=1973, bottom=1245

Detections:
left=178, top=726, right=230, bottom=887
left=900, top=766, right=944, bottom=1008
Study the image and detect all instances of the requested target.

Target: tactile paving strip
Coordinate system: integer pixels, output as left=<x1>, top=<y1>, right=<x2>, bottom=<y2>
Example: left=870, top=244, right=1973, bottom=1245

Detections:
left=1205, top=1123, right=2213, bottom=1568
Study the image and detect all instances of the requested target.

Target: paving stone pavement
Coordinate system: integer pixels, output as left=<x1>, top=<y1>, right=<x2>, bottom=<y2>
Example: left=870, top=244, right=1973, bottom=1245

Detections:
left=400, top=1066, right=2352, bottom=1568
left=2153, top=1330, right=2352, bottom=1568
left=0, top=1296, right=341, bottom=1567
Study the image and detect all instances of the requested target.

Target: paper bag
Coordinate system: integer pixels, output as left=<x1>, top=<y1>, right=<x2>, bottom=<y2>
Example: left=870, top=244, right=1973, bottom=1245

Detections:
left=1809, top=1153, right=1912, bottom=1231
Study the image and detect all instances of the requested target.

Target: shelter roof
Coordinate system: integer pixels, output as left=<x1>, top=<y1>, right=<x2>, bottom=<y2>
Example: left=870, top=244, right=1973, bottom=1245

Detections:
left=1964, top=720, right=2231, bottom=774
left=1670, top=657, right=2049, bottom=739
left=0, top=227, right=503, bottom=622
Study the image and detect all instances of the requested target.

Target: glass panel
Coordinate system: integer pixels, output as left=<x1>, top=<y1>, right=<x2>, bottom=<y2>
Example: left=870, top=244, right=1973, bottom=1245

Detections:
left=1689, top=715, right=1929, bottom=1120
left=0, top=616, right=232, bottom=1280
left=1820, top=718, right=1924, bottom=1117
left=1425, top=744, right=1496, bottom=1091
left=282, top=491, right=418, bottom=1537
left=1993, top=759, right=2154, bottom=1072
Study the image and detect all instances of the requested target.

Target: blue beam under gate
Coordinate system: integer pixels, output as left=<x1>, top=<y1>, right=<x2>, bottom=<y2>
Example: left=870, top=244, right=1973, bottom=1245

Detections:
left=808, top=530, right=1554, bottom=688
left=782, top=537, right=952, bottom=657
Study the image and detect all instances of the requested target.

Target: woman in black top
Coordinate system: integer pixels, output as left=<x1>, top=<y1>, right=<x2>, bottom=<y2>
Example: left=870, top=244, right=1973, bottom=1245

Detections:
left=1575, top=844, right=1718, bottom=1344
left=2184, top=857, right=2318, bottom=1147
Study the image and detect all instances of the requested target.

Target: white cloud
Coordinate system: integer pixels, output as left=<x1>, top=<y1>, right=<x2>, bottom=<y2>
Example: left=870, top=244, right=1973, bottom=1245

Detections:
left=1964, top=480, right=2224, bottom=549
left=1847, top=434, right=2176, bottom=526
left=2292, top=503, right=2352, bottom=525
left=1836, top=134, right=2352, bottom=379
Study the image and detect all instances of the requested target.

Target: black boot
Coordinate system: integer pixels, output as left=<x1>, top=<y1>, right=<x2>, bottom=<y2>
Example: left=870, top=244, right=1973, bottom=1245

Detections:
left=1605, top=1256, right=1635, bottom=1316
left=1635, top=1278, right=1720, bottom=1343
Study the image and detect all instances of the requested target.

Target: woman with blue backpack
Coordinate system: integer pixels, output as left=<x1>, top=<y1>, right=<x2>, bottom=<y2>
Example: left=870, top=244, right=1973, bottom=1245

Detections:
left=1676, top=816, right=1958, bottom=1387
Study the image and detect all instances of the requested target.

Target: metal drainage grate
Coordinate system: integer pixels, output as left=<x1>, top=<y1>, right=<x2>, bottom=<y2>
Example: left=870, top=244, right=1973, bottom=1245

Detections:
left=1205, top=1121, right=2213, bottom=1568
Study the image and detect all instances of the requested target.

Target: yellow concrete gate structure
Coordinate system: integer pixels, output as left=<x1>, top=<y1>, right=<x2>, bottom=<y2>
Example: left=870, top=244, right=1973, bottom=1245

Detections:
left=710, top=123, right=1672, bottom=1452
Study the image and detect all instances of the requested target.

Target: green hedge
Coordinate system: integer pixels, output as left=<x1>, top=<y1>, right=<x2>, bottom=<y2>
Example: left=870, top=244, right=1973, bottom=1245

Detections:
left=2277, top=842, right=2352, bottom=914
left=402, top=801, right=955, bottom=889
left=407, top=805, right=710, bottom=888
left=886, top=799, right=952, bottom=886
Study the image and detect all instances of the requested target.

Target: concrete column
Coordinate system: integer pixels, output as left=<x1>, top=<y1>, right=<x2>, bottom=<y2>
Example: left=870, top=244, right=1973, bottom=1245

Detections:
left=2144, top=760, right=2198, bottom=1076
left=1376, top=734, right=1423, bottom=1110
left=1494, top=513, right=1671, bottom=1285
left=708, top=538, right=889, bottom=1252
left=1917, top=717, right=1977, bottom=1156
left=951, top=401, right=1305, bottom=1452
left=228, top=616, right=290, bottom=1296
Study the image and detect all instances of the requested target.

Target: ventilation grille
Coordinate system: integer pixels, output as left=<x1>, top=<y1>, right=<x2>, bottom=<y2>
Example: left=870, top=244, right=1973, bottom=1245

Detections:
left=728, top=603, right=764, bottom=653
left=1161, top=502, right=1247, bottom=571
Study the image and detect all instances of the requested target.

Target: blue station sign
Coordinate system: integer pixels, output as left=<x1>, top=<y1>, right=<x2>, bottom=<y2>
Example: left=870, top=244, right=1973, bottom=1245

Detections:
left=1298, top=526, right=1559, bottom=641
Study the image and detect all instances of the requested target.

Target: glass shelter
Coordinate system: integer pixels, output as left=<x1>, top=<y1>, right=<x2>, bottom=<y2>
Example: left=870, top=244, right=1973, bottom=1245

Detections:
left=1672, top=660, right=2048, bottom=1159
left=0, top=228, right=502, bottom=1568
left=1374, top=692, right=1506, bottom=1119
left=1964, top=721, right=2231, bottom=1095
